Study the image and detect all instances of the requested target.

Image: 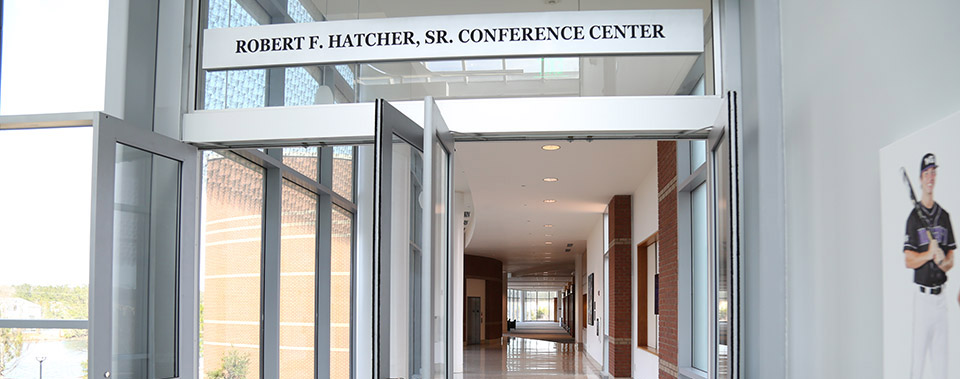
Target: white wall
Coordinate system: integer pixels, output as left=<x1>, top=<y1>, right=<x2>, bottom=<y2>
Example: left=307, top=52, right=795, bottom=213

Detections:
left=632, top=164, right=659, bottom=378
left=779, top=0, right=960, bottom=377
left=584, top=216, right=605, bottom=364
left=466, top=278, right=486, bottom=340
left=576, top=249, right=584, bottom=344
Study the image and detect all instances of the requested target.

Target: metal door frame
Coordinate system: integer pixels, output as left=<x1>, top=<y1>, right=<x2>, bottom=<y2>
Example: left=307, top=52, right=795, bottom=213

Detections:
left=89, top=113, right=199, bottom=379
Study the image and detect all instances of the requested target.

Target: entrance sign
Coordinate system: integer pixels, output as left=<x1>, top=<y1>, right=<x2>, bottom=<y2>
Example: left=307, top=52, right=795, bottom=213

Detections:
left=202, top=10, right=703, bottom=71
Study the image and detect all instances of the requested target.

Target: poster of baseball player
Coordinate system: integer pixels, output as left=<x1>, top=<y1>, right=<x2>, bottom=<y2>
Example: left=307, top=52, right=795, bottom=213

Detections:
left=882, top=110, right=960, bottom=379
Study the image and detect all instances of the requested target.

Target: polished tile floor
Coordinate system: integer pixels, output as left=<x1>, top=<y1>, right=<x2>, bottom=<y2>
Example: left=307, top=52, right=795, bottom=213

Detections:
left=457, top=335, right=605, bottom=378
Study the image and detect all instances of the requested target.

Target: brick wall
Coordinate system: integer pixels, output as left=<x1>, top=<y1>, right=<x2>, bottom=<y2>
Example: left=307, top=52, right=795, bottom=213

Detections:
left=657, top=141, right=679, bottom=378
left=608, top=195, right=632, bottom=378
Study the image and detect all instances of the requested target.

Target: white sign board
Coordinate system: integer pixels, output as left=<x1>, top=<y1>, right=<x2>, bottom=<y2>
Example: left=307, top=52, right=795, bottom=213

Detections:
left=202, top=9, right=704, bottom=70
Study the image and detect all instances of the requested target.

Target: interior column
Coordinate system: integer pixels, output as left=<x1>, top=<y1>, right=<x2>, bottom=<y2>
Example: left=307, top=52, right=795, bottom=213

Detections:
left=607, top=195, right=632, bottom=377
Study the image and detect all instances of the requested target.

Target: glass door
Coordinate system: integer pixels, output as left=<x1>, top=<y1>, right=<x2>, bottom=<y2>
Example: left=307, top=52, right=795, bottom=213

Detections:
left=373, top=99, right=424, bottom=379
left=373, top=98, right=453, bottom=379
left=423, top=97, right=453, bottom=379
left=89, top=116, right=198, bottom=379
left=708, top=91, right=741, bottom=379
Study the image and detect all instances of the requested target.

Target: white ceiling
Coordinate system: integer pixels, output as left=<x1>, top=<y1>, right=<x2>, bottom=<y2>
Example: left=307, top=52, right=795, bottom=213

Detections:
left=455, top=139, right=657, bottom=289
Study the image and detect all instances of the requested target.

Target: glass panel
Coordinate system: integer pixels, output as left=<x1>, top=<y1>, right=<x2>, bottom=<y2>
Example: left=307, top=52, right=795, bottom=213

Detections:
left=330, top=206, right=353, bottom=379
left=691, top=183, right=708, bottom=371
left=112, top=144, right=180, bottom=378
left=714, top=134, right=732, bottom=378
left=283, top=147, right=319, bottom=181
left=691, top=140, right=707, bottom=171
left=285, top=67, right=322, bottom=106
left=203, top=0, right=266, bottom=110
left=0, top=1, right=108, bottom=115
left=280, top=181, right=317, bottom=379
left=0, top=328, right=88, bottom=378
left=332, top=146, right=355, bottom=201
left=200, top=151, right=264, bottom=379
left=429, top=136, right=449, bottom=376
left=198, top=1, right=713, bottom=109
left=386, top=139, right=423, bottom=378
left=0, top=127, right=92, bottom=320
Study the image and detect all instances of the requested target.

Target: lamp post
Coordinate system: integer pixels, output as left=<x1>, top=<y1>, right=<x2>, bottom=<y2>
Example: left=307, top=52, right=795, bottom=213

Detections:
left=36, top=356, right=46, bottom=379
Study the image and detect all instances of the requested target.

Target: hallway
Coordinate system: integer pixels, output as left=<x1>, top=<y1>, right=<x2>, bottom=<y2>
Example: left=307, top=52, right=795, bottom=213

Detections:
left=459, top=336, right=604, bottom=378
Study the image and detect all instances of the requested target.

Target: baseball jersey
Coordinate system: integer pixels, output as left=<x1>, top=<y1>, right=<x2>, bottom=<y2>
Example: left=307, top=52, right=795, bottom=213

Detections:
left=904, top=202, right=957, bottom=286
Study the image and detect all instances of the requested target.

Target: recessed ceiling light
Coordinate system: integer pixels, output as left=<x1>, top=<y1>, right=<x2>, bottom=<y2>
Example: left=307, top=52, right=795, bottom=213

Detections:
left=541, top=144, right=561, bottom=151
left=543, top=199, right=557, bottom=203
left=545, top=242, right=553, bottom=245
left=544, top=224, right=553, bottom=228
left=545, top=234, right=553, bottom=237
left=543, top=177, right=559, bottom=182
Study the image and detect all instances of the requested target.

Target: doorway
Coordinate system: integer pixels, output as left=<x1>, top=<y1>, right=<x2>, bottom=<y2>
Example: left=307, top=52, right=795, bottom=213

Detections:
left=467, top=297, right=481, bottom=345
left=171, top=93, right=742, bottom=379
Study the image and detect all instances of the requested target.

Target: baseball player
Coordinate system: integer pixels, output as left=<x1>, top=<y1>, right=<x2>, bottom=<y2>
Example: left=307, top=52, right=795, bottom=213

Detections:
left=904, top=153, right=956, bottom=379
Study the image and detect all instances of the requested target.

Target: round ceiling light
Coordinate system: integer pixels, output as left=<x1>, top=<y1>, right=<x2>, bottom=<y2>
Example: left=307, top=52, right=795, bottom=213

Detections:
left=543, top=177, right=559, bottom=182
left=541, top=144, right=561, bottom=151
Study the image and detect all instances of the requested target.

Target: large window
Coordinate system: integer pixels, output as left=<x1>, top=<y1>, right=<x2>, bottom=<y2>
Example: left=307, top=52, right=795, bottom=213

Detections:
left=280, top=182, right=318, bottom=378
left=199, top=146, right=357, bottom=379
left=0, top=1, right=108, bottom=115
left=0, top=127, right=93, bottom=378
left=200, top=151, right=265, bottom=379
left=507, top=289, right=522, bottom=320
left=523, top=291, right=556, bottom=321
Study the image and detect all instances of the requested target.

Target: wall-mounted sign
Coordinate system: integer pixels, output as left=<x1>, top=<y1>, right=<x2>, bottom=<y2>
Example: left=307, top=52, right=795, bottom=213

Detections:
left=202, top=9, right=704, bottom=71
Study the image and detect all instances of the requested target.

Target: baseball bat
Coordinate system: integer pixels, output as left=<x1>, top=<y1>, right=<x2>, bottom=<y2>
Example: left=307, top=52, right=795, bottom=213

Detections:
left=901, top=167, right=941, bottom=263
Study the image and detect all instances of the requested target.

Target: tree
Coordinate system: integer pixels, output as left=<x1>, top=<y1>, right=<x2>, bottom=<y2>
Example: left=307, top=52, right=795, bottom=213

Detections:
left=206, top=349, right=250, bottom=379
left=0, top=328, right=24, bottom=375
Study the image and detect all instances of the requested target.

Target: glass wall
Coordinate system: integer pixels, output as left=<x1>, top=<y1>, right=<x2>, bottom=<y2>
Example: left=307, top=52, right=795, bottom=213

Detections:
left=197, top=0, right=714, bottom=110
left=507, top=289, right=522, bottom=321
left=0, top=127, right=92, bottom=378
left=199, top=146, right=357, bottom=379
left=522, top=291, right=556, bottom=322
left=200, top=151, right=265, bottom=379
left=0, top=1, right=108, bottom=115
left=279, top=182, right=318, bottom=378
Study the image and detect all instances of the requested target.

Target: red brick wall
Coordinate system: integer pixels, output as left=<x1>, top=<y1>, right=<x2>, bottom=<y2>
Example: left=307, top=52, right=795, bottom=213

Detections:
left=657, top=141, right=679, bottom=378
left=608, top=195, right=632, bottom=378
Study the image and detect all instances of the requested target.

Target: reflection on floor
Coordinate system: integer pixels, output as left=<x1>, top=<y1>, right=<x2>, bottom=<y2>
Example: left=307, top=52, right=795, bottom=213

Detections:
left=459, top=335, right=604, bottom=378
left=504, top=321, right=576, bottom=343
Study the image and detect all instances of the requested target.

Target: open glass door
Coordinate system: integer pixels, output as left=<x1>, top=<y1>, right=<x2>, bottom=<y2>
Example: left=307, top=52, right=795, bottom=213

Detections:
left=373, top=98, right=453, bottom=379
left=373, top=99, right=425, bottom=379
left=89, top=115, right=198, bottom=379
left=708, top=91, right=741, bottom=379
left=423, top=97, right=454, bottom=378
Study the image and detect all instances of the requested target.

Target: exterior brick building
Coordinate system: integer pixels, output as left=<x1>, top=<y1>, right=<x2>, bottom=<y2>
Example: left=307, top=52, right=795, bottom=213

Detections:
left=202, top=149, right=354, bottom=379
